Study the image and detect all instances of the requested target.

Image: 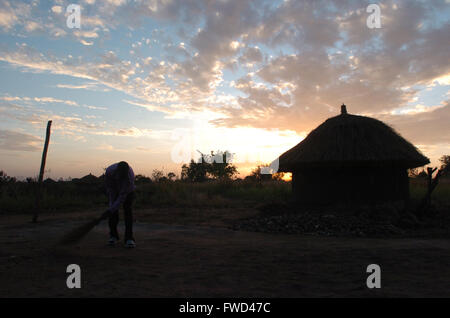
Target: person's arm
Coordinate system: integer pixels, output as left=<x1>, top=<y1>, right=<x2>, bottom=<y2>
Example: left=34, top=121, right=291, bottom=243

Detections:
left=109, top=177, right=132, bottom=212
left=110, top=191, right=127, bottom=212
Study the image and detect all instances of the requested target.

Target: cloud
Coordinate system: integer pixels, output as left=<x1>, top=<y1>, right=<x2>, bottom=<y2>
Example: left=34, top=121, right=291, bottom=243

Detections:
left=0, top=96, right=103, bottom=143
left=238, top=46, right=263, bottom=66
left=380, top=100, right=450, bottom=145
left=123, top=99, right=181, bottom=115
left=80, top=40, right=94, bottom=46
left=24, top=21, right=42, bottom=32
left=105, top=0, right=127, bottom=6
left=0, top=130, right=42, bottom=152
left=0, top=95, right=78, bottom=107
left=0, top=45, right=139, bottom=95
left=56, top=82, right=111, bottom=92
left=0, top=0, right=448, bottom=153
left=207, top=0, right=450, bottom=139
left=33, top=97, right=78, bottom=106
left=0, top=0, right=24, bottom=31
left=74, top=30, right=99, bottom=39
left=94, top=126, right=170, bottom=139
left=51, top=6, right=62, bottom=14
left=96, top=143, right=128, bottom=152
left=84, top=104, right=108, bottom=110
left=117, top=127, right=149, bottom=137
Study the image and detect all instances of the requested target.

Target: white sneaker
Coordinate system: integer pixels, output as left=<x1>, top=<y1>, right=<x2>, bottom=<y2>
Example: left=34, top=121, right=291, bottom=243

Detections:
left=125, top=239, right=136, bottom=248
left=108, top=236, right=119, bottom=246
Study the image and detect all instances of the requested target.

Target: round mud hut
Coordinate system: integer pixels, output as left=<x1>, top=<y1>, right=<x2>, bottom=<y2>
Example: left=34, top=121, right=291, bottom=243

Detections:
left=277, top=104, right=430, bottom=204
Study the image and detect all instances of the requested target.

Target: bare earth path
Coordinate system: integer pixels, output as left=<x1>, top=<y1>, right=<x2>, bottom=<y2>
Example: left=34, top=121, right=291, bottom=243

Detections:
left=1, top=209, right=450, bottom=297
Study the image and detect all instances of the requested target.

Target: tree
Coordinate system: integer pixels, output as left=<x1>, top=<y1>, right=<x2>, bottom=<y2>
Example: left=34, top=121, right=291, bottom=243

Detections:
left=151, top=169, right=164, bottom=182
left=181, top=160, right=208, bottom=182
left=181, top=164, right=188, bottom=181
left=207, top=151, right=237, bottom=179
left=408, top=168, right=418, bottom=178
left=181, top=150, right=238, bottom=182
left=167, top=172, right=176, bottom=181
left=135, top=174, right=152, bottom=184
left=249, top=165, right=272, bottom=181
left=439, top=155, right=450, bottom=176
left=408, top=168, right=427, bottom=178
left=417, top=169, right=428, bottom=178
left=0, top=171, right=16, bottom=184
left=26, top=177, right=35, bottom=183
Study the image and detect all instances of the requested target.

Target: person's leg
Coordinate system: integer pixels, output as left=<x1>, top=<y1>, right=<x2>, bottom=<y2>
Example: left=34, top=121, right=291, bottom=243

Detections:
left=123, top=192, right=135, bottom=241
left=109, top=195, right=120, bottom=239
left=108, top=212, right=119, bottom=239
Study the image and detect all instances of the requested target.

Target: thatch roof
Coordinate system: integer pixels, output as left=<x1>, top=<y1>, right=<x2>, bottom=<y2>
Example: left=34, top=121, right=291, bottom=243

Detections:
left=278, top=105, right=429, bottom=172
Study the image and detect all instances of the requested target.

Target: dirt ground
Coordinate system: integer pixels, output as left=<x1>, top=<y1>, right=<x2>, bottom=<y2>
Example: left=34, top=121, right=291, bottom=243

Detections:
left=1, top=208, right=450, bottom=297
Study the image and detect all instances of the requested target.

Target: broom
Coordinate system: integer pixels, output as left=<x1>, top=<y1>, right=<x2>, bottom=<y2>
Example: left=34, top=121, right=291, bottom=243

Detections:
left=58, top=210, right=111, bottom=245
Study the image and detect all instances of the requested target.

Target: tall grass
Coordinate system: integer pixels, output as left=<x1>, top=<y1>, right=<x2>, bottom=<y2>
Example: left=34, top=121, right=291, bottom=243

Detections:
left=135, top=179, right=291, bottom=207
left=410, top=178, right=450, bottom=204
left=0, top=178, right=448, bottom=215
left=0, top=179, right=292, bottom=214
left=0, top=181, right=106, bottom=214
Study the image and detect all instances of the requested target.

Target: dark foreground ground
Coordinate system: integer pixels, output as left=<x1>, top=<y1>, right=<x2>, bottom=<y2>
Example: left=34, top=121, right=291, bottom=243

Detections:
left=1, top=208, right=450, bottom=297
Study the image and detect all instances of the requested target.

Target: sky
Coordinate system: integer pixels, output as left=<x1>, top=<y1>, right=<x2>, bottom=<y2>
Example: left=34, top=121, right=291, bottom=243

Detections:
left=0, top=0, right=449, bottom=179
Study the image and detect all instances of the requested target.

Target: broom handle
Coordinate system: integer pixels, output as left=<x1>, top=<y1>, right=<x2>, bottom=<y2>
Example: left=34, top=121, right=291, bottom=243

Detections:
left=97, top=210, right=113, bottom=223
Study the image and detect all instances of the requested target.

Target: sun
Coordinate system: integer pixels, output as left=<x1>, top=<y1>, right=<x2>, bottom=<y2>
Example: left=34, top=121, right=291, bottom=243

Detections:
left=281, top=172, right=292, bottom=182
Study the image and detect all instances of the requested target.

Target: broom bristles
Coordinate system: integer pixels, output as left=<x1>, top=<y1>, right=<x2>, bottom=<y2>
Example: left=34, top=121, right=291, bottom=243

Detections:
left=58, top=218, right=101, bottom=245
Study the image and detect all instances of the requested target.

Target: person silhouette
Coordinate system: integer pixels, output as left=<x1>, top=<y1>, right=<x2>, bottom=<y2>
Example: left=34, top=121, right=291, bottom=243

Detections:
left=104, top=161, right=136, bottom=248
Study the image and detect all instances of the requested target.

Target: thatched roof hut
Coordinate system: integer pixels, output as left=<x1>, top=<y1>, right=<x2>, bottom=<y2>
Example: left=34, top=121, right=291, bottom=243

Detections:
left=277, top=104, right=429, bottom=204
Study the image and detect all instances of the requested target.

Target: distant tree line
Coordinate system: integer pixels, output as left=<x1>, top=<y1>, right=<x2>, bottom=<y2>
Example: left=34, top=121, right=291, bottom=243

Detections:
left=247, top=164, right=287, bottom=181
left=2, top=154, right=448, bottom=187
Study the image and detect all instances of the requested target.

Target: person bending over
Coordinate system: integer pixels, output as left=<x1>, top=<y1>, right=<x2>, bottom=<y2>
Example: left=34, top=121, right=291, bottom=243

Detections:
left=104, top=161, right=136, bottom=248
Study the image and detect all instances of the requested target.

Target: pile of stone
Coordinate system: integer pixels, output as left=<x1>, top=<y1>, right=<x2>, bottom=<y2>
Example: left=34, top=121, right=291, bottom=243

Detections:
left=231, top=202, right=429, bottom=237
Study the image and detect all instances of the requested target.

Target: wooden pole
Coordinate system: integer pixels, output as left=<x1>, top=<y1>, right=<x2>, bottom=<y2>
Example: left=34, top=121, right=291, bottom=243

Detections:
left=33, top=120, right=52, bottom=223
